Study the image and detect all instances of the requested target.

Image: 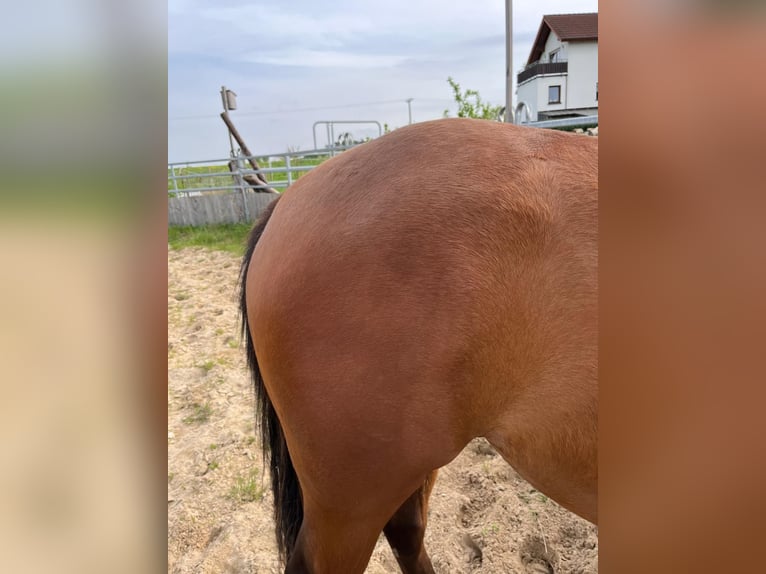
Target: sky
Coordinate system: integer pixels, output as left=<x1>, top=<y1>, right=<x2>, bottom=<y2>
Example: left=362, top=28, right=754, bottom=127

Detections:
left=168, top=0, right=598, bottom=162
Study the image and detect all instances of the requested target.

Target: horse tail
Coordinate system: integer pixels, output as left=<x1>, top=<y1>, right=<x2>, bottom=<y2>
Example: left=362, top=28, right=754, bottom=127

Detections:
left=239, top=194, right=302, bottom=561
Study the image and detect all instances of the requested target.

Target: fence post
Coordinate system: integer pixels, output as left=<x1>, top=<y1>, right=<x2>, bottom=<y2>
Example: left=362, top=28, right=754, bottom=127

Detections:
left=229, top=153, right=250, bottom=223
left=240, top=154, right=251, bottom=222
left=286, top=154, right=293, bottom=187
left=170, top=165, right=180, bottom=196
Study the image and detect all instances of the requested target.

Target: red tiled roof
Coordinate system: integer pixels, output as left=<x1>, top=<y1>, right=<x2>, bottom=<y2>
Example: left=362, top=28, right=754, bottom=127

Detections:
left=527, top=13, right=598, bottom=65
left=545, top=13, right=598, bottom=41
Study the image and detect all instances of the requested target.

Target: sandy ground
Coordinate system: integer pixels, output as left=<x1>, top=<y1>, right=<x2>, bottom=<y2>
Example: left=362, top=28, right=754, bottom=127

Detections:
left=168, top=246, right=598, bottom=573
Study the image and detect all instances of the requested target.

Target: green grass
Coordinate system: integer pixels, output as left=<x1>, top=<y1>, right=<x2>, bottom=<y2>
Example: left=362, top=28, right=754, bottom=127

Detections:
left=168, top=223, right=252, bottom=255
left=261, top=156, right=327, bottom=185
left=167, top=165, right=234, bottom=193
left=166, top=155, right=334, bottom=251
left=182, top=402, right=212, bottom=425
left=197, top=360, right=215, bottom=373
left=228, top=469, right=265, bottom=503
left=167, top=156, right=328, bottom=192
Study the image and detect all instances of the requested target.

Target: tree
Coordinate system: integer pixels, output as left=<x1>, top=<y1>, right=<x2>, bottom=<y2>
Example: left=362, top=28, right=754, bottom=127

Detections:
left=443, top=77, right=503, bottom=120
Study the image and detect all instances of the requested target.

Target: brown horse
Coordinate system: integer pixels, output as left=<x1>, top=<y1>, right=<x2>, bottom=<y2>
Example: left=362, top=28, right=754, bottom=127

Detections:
left=240, top=118, right=597, bottom=573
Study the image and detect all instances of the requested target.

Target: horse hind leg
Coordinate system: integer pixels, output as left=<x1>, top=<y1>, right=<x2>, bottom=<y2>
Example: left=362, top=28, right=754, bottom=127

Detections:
left=284, top=508, right=380, bottom=573
left=283, top=471, right=439, bottom=574
left=383, top=470, right=438, bottom=574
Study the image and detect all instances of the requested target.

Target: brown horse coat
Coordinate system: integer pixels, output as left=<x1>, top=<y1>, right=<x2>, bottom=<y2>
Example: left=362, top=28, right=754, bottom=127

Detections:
left=241, top=118, right=597, bottom=573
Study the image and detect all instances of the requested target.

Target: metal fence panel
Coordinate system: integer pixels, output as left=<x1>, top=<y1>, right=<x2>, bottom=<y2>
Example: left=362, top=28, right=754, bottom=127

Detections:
left=167, top=145, right=350, bottom=226
left=166, top=121, right=597, bottom=227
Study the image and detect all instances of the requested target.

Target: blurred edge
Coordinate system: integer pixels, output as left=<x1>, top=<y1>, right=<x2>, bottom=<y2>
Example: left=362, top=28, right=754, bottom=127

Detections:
left=0, top=1, right=167, bottom=573
left=2, top=1, right=766, bottom=573
left=601, top=2, right=766, bottom=573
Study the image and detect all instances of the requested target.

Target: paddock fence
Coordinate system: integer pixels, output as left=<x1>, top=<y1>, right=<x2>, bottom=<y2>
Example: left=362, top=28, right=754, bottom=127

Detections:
left=167, top=117, right=598, bottom=227
left=167, top=144, right=357, bottom=226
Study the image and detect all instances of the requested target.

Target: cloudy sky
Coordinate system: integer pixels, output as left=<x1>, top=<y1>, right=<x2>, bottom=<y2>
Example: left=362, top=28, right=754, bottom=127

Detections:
left=168, top=0, right=598, bottom=162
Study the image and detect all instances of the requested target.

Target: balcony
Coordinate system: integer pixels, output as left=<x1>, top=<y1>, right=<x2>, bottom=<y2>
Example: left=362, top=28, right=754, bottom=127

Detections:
left=517, top=60, right=568, bottom=84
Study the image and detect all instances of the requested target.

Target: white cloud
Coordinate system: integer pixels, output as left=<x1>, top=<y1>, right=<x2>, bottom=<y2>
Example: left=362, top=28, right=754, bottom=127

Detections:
left=239, top=49, right=409, bottom=69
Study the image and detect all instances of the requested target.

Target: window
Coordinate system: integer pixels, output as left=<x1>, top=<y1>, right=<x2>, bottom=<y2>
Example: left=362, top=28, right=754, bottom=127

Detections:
left=550, top=50, right=559, bottom=62
left=548, top=85, right=561, bottom=104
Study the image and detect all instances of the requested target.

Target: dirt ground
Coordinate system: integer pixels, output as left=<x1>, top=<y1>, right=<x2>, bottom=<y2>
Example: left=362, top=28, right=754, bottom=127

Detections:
left=168, top=246, right=598, bottom=573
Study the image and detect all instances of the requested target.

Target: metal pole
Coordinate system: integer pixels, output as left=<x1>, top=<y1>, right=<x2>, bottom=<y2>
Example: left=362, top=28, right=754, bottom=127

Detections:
left=505, top=0, right=513, bottom=123
left=170, top=165, right=179, bottom=195
left=406, top=98, right=413, bottom=124
left=286, top=154, right=293, bottom=187
left=221, top=85, right=237, bottom=154
left=236, top=152, right=250, bottom=222
left=220, top=85, right=228, bottom=112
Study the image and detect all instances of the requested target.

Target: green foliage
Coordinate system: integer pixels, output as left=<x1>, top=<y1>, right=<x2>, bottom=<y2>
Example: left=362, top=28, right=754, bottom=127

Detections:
left=228, top=469, right=265, bottom=503
left=198, top=360, right=215, bottom=373
left=443, top=77, right=503, bottom=120
left=168, top=156, right=327, bottom=193
left=167, top=223, right=253, bottom=255
left=183, top=402, right=212, bottom=425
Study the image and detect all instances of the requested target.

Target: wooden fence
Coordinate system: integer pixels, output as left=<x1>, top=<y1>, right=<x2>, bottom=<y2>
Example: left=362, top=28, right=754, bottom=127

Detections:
left=168, top=190, right=278, bottom=227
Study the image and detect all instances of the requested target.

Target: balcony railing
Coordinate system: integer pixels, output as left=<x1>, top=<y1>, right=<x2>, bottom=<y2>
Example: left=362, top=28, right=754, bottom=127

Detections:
left=517, top=60, right=568, bottom=84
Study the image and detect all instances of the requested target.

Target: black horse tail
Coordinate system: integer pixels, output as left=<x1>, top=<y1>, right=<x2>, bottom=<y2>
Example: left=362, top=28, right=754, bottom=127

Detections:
left=238, top=194, right=302, bottom=562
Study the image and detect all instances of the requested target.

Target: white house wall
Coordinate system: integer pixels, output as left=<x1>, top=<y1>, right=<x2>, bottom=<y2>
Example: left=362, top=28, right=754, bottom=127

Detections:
left=566, top=42, right=598, bottom=111
left=515, top=20, right=598, bottom=122
left=516, top=80, right=537, bottom=121
left=543, top=33, right=565, bottom=62
left=537, top=75, right=568, bottom=116
left=517, top=73, right=568, bottom=122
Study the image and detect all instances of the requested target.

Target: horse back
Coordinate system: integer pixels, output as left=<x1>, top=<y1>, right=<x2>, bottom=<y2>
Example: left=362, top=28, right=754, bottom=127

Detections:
left=245, top=118, right=597, bottom=519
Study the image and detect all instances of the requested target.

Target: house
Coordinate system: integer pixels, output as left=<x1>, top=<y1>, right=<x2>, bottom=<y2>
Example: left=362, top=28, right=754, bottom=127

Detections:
left=515, top=13, right=598, bottom=123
